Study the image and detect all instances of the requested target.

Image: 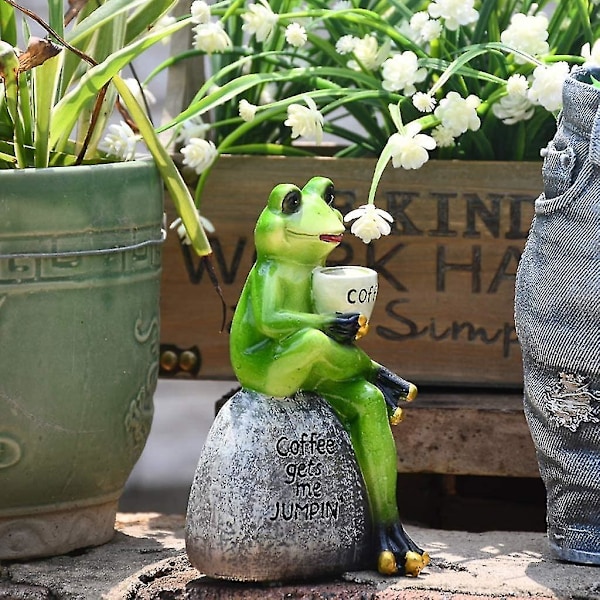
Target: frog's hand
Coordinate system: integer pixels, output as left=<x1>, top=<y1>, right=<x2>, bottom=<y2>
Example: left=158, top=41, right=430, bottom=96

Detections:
left=324, top=312, right=361, bottom=344
left=372, top=366, right=418, bottom=425
left=376, top=522, right=430, bottom=577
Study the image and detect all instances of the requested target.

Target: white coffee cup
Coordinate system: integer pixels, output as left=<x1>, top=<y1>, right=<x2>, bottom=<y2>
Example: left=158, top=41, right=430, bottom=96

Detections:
left=311, top=265, right=378, bottom=319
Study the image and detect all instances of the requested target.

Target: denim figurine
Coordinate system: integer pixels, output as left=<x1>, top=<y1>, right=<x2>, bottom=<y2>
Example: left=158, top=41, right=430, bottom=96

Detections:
left=515, top=65, right=600, bottom=564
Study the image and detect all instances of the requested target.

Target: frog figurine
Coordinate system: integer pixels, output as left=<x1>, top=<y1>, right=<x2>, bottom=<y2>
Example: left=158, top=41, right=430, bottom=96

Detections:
left=230, top=176, right=429, bottom=577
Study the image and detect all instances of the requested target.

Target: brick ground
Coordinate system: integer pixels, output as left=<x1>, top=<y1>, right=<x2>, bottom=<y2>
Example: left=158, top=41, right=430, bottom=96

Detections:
left=2, top=514, right=599, bottom=600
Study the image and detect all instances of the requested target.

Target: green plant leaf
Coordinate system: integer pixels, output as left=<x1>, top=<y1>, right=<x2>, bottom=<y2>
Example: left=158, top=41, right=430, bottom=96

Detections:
left=113, top=74, right=212, bottom=257
left=50, top=17, right=189, bottom=154
left=0, top=1, right=17, bottom=46
left=33, top=54, right=63, bottom=168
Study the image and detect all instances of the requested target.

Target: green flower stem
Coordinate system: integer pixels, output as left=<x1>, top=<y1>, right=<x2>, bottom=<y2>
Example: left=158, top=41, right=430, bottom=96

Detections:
left=428, top=42, right=534, bottom=97
left=191, top=85, right=388, bottom=205
left=366, top=141, right=395, bottom=206
left=366, top=109, right=437, bottom=206
left=157, top=61, right=378, bottom=138
left=546, top=54, right=585, bottom=64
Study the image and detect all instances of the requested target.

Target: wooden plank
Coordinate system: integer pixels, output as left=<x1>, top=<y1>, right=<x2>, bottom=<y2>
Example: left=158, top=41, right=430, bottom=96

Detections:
left=160, top=156, right=542, bottom=386
left=393, top=391, right=540, bottom=478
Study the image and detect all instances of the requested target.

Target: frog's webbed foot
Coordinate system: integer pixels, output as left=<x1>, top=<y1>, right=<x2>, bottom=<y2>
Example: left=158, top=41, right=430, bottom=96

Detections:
left=376, top=522, right=430, bottom=577
left=325, top=312, right=362, bottom=344
left=372, top=366, right=418, bottom=425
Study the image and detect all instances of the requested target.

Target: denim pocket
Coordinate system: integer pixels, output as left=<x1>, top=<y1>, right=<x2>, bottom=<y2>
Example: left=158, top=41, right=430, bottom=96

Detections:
left=541, top=138, right=575, bottom=200
left=535, top=160, right=596, bottom=216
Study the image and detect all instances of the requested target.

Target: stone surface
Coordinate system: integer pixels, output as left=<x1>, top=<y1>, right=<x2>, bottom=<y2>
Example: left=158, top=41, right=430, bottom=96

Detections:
left=185, top=389, right=372, bottom=582
left=3, top=513, right=600, bottom=599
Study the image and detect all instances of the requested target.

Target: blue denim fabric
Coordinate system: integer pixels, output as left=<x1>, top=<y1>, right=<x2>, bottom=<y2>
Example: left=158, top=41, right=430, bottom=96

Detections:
left=515, top=66, right=600, bottom=564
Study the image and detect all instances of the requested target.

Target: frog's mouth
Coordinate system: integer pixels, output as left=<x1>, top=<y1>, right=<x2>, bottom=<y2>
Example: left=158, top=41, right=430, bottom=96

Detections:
left=319, top=233, right=344, bottom=244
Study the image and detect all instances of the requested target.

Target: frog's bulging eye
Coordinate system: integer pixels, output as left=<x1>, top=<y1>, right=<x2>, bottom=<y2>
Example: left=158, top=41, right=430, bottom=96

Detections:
left=324, top=184, right=335, bottom=206
left=282, top=190, right=301, bottom=214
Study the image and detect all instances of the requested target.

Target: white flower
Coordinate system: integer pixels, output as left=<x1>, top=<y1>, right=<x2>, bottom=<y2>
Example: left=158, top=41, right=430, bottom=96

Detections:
left=420, top=18, right=443, bottom=43
left=344, top=204, right=394, bottom=244
left=492, top=74, right=534, bottom=125
left=528, top=62, right=569, bottom=112
left=99, top=121, right=139, bottom=161
left=332, top=0, right=351, bottom=9
left=387, top=121, right=436, bottom=170
left=409, top=11, right=429, bottom=34
left=284, top=97, right=324, bottom=144
left=336, top=35, right=357, bottom=55
left=191, top=1, right=211, bottom=24
left=409, top=11, right=442, bottom=43
left=500, top=13, right=549, bottom=64
left=412, top=92, right=436, bottom=113
left=285, top=22, right=308, bottom=48
left=123, top=78, right=156, bottom=114
left=582, top=40, right=600, bottom=67
left=153, top=13, right=176, bottom=44
left=434, top=91, right=481, bottom=136
left=175, top=115, right=211, bottom=145
left=381, top=51, right=427, bottom=95
left=242, top=0, right=278, bottom=43
left=493, top=95, right=534, bottom=125
left=506, top=73, right=529, bottom=96
left=427, top=0, right=478, bottom=31
left=170, top=212, right=215, bottom=245
left=193, top=21, right=232, bottom=53
left=431, top=125, right=456, bottom=148
left=348, top=35, right=389, bottom=71
left=180, top=138, right=218, bottom=174
left=260, top=82, right=277, bottom=105
left=239, top=99, right=258, bottom=122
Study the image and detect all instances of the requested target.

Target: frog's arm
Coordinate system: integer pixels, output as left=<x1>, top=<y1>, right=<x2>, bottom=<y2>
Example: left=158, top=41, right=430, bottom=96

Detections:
left=249, top=262, right=327, bottom=339
left=247, top=262, right=362, bottom=344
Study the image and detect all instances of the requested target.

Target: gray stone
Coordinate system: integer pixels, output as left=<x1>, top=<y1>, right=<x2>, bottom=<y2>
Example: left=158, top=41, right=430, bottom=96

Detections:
left=185, top=389, right=372, bottom=582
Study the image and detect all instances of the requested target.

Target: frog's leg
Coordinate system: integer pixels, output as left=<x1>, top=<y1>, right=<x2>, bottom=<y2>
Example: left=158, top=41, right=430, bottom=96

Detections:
left=257, top=328, right=374, bottom=398
left=317, top=379, right=429, bottom=577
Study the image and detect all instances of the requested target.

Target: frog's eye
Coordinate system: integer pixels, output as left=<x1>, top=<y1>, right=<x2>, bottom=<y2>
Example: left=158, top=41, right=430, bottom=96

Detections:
left=281, top=190, right=301, bottom=214
left=324, top=184, right=335, bottom=206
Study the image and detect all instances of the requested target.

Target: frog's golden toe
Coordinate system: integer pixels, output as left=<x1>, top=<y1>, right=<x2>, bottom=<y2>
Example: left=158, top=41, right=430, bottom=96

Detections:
left=404, top=551, right=427, bottom=577
left=406, top=383, right=418, bottom=402
left=377, top=550, right=398, bottom=576
left=355, top=315, right=369, bottom=340
left=389, top=407, right=404, bottom=425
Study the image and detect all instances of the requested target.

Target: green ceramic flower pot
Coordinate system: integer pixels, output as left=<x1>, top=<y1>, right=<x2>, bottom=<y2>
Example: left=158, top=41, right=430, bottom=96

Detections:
left=0, top=161, right=163, bottom=559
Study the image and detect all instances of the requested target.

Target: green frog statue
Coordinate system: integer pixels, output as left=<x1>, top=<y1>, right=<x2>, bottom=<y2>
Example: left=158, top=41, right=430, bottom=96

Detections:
left=230, top=176, right=429, bottom=577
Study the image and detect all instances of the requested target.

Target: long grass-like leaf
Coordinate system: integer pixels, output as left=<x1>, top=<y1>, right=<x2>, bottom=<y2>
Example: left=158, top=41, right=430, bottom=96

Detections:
left=33, top=53, right=62, bottom=168
left=50, top=17, right=189, bottom=154
left=125, top=0, right=177, bottom=44
left=0, top=41, right=26, bottom=167
left=65, top=0, right=150, bottom=47
left=0, top=1, right=17, bottom=45
left=113, top=74, right=212, bottom=257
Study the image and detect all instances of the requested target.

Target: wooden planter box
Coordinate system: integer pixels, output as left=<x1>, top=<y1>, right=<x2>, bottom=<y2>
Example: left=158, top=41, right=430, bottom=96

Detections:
left=160, top=156, right=541, bottom=388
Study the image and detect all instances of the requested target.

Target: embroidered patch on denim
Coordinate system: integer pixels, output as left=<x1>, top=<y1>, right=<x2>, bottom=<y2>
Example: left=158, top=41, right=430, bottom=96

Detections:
left=545, top=372, right=600, bottom=432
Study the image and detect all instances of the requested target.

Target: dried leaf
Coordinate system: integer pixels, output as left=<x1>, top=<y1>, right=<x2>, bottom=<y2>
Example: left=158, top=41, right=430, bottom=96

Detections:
left=65, top=0, right=89, bottom=26
left=17, top=37, right=61, bottom=72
